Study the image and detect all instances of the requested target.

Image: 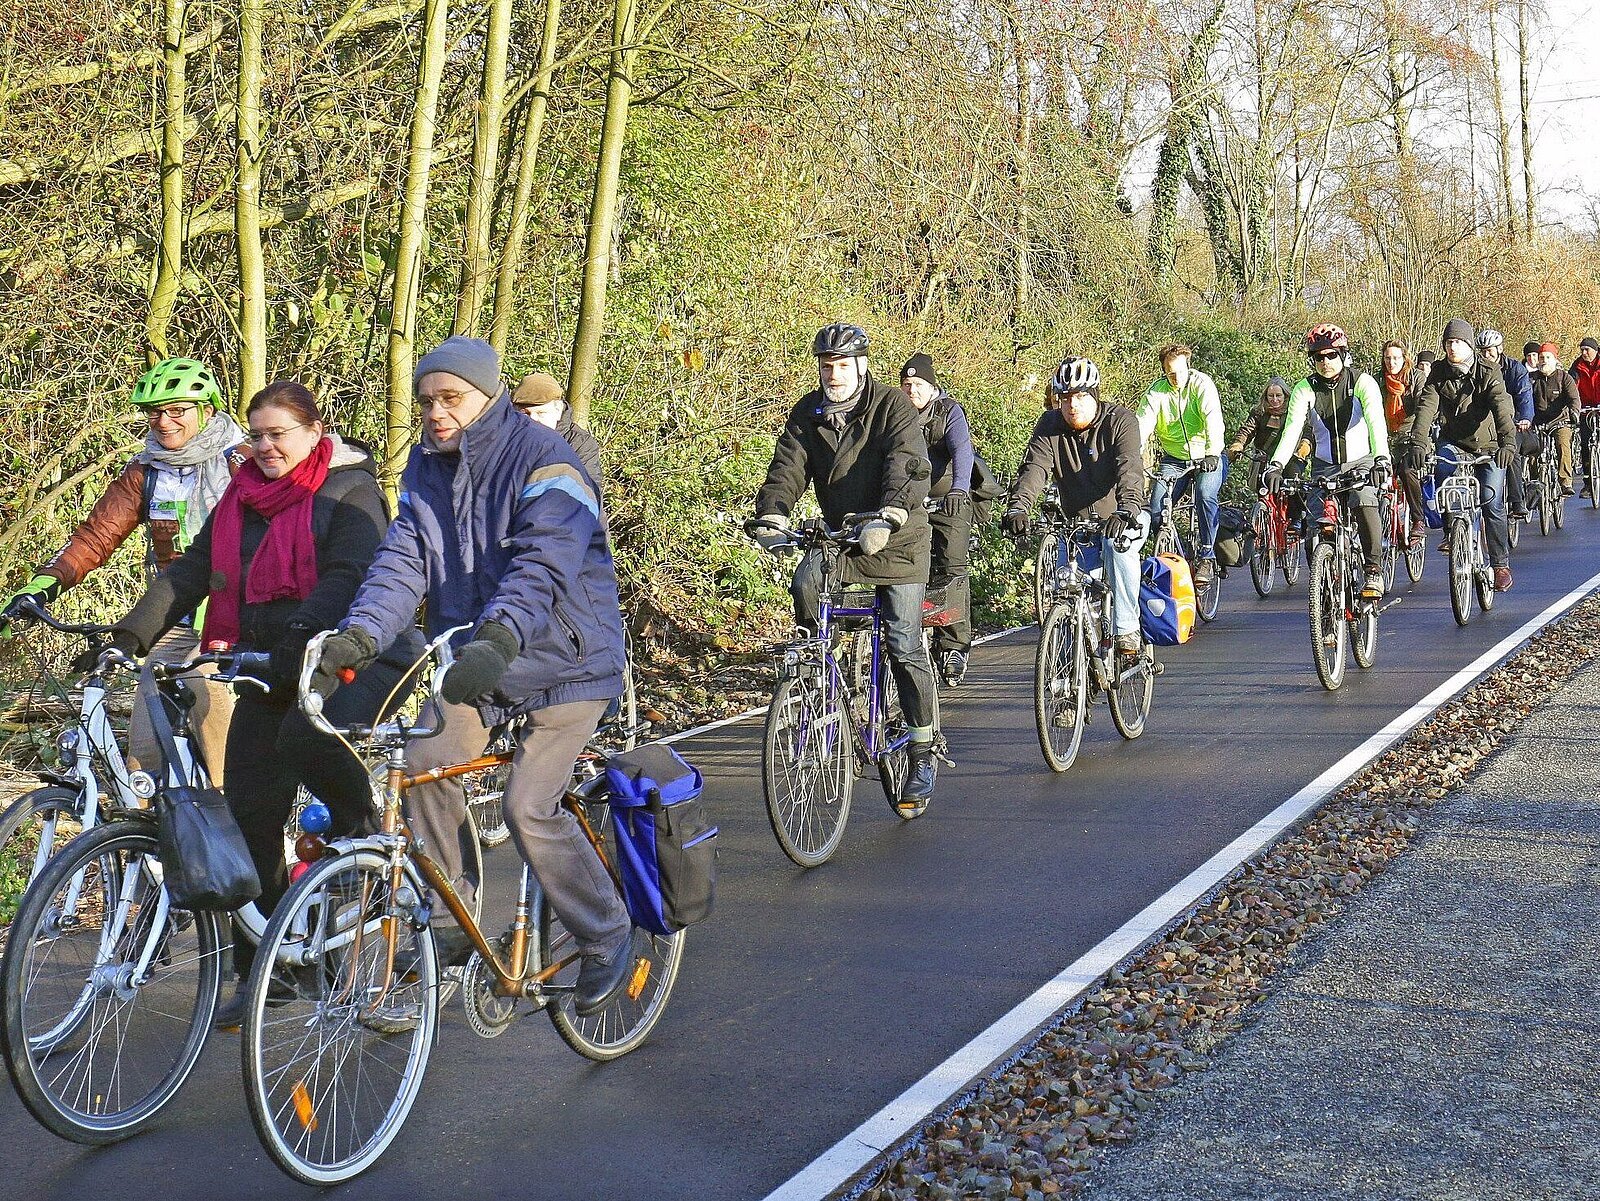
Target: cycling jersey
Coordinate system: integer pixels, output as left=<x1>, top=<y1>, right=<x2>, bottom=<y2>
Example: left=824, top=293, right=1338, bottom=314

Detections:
left=1272, top=371, right=1390, bottom=467
left=1136, top=370, right=1224, bottom=460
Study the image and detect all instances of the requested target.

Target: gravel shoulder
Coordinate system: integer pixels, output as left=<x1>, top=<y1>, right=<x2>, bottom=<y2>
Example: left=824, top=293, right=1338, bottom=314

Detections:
left=1083, top=658, right=1600, bottom=1201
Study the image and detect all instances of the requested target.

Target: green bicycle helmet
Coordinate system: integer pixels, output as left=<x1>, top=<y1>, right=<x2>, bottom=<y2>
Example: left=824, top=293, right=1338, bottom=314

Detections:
left=130, top=357, right=224, bottom=410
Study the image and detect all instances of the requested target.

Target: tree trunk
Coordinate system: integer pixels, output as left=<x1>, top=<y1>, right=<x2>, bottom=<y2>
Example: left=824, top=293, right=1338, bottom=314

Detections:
left=566, top=0, right=639, bottom=426
left=489, top=0, right=563, bottom=357
left=1517, top=0, right=1535, bottom=237
left=1145, top=0, right=1225, bottom=280
left=236, top=0, right=267, bottom=411
left=383, top=0, right=450, bottom=491
left=453, top=0, right=515, bottom=337
left=146, top=0, right=190, bottom=362
left=1487, top=9, right=1515, bottom=239
left=1011, top=46, right=1032, bottom=347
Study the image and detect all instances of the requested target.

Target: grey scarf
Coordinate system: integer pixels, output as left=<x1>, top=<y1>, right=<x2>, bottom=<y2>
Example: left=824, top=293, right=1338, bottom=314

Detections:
left=136, top=410, right=246, bottom=545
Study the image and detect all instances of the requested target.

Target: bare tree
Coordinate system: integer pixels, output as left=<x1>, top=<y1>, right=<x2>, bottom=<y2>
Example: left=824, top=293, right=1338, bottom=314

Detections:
left=236, top=0, right=268, bottom=408
left=453, top=0, right=515, bottom=337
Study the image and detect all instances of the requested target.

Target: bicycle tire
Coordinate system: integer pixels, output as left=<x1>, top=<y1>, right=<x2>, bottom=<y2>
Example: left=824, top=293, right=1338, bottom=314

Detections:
left=1475, top=537, right=1496, bottom=612
left=1590, top=444, right=1599, bottom=509
left=1248, top=505, right=1274, bottom=597
left=1033, top=530, right=1060, bottom=625
left=465, top=757, right=511, bottom=849
left=1034, top=601, right=1087, bottom=773
left=1107, top=643, right=1154, bottom=740
left=1283, top=532, right=1303, bottom=587
left=1539, top=475, right=1553, bottom=536
left=1308, top=543, right=1347, bottom=691
left=1404, top=515, right=1426, bottom=582
left=1447, top=520, right=1473, bottom=626
left=761, top=672, right=853, bottom=867
left=2, top=820, right=223, bottom=1144
left=541, top=900, right=684, bottom=1062
left=242, top=848, right=438, bottom=1186
left=1351, top=547, right=1378, bottom=670
left=1507, top=509, right=1521, bottom=549
left=1554, top=469, right=1567, bottom=530
left=0, top=785, right=83, bottom=948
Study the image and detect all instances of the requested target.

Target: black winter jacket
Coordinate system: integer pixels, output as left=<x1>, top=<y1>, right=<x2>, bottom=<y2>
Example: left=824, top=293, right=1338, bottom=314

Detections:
left=554, top=402, right=605, bottom=493
left=1413, top=358, right=1516, bottom=454
left=1010, top=403, right=1146, bottom=520
left=755, top=375, right=932, bottom=585
left=1531, top=367, right=1581, bottom=428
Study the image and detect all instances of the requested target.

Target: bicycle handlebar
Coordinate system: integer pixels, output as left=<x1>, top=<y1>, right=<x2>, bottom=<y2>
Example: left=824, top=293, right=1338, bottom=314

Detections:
left=0, top=595, right=115, bottom=639
left=745, top=512, right=888, bottom=552
left=298, top=624, right=470, bottom=742
left=149, top=649, right=274, bottom=695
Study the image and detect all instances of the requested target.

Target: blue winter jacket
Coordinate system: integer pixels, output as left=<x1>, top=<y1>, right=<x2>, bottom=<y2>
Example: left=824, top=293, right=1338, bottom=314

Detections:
left=343, top=391, right=625, bottom=723
left=1495, top=355, right=1534, bottom=423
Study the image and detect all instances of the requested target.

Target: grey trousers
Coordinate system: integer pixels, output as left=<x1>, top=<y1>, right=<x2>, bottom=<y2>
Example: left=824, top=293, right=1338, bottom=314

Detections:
left=128, top=625, right=233, bottom=788
left=404, top=697, right=629, bottom=955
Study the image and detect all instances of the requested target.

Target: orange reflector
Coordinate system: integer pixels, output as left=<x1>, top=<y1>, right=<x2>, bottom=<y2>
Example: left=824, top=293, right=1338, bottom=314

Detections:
left=627, top=957, right=650, bottom=1000
left=292, top=1080, right=319, bottom=1133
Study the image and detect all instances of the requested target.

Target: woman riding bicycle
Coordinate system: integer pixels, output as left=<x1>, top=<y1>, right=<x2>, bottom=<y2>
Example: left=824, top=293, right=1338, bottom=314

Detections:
left=101, top=380, right=419, bottom=1026
left=1379, top=340, right=1427, bottom=550
left=1002, top=357, right=1148, bottom=656
left=1261, top=324, right=1391, bottom=600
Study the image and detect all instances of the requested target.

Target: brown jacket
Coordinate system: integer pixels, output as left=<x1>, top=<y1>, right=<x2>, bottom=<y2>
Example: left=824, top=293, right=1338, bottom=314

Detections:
left=42, top=449, right=247, bottom=588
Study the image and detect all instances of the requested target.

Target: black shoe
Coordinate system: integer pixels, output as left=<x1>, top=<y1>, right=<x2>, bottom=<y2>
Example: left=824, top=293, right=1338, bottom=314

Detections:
left=213, top=973, right=299, bottom=1030
left=574, top=930, right=635, bottom=1016
left=940, top=650, right=968, bottom=687
left=431, top=923, right=476, bottom=967
left=896, top=742, right=937, bottom=817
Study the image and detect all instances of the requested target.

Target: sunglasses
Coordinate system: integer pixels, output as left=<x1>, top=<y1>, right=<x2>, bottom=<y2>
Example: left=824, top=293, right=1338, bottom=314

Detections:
left=1312, top=350, right=1343, bottom=362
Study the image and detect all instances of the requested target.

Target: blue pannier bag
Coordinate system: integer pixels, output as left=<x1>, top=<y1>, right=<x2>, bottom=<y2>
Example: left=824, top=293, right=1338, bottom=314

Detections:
left=1420, top=474, right=1442, bottom=528
left=604, top=743, right=718, bottom=936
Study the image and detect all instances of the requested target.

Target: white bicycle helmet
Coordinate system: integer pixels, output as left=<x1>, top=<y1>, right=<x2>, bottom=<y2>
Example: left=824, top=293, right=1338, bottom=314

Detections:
left=1049, top=356, right=1101, bottom=400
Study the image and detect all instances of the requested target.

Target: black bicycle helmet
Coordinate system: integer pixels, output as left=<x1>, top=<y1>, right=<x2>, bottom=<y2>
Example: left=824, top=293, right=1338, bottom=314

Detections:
left=811, top=322, right=869, bottom=358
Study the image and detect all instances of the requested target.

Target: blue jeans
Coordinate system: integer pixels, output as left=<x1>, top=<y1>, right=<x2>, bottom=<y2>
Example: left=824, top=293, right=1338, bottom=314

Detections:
left=1435, top=443, right=1510, bottom=569
left=1148, top=454, right=1226, bottom=559
left=1059, top=512, right=1149, bottom=637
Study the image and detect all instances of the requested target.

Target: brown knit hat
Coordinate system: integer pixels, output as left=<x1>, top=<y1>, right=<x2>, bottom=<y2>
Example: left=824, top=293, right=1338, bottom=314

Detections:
left=513, top=372, right=564, bottom=409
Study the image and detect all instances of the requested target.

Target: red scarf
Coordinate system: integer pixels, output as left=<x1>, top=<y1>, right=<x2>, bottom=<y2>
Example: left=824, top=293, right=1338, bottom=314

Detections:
left=200, top=437, right=333, bottom=648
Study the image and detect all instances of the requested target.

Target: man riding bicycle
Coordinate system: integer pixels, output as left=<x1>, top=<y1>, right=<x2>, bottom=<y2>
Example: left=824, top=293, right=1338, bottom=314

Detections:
left=1002, top=357, right=1148, bottom=656
left=1531, top=341, right=1580, bottom=496
left=1, top=357, right=247, bottom=785
left=1572, top=337, right=1600, bottom=496
left=751, top=322, right=937, bottom=812
left=1478, top=329, right=1537, bottom=519
left=1411, top=318, right=1518, bottom=592
left=1137, top=343, right=1226, bottom=587
left=1262, top=324, right=1390, bottom=600
left=312, top=335, right=636, bottom=1016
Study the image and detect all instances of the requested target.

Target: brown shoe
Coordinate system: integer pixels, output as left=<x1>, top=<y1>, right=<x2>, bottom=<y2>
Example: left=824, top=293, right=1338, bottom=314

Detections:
left=1493, top=567, right=1513, bottom=592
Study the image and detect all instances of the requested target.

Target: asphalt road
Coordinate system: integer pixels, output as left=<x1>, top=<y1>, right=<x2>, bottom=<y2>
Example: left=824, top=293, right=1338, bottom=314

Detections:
left=5, top=508, right=1599, bottom=1201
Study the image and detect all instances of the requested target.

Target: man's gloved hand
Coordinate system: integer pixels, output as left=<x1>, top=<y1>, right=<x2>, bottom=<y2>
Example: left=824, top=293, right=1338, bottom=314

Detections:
left=1000, top=506, right=1030, bottom=537
left=310, top=626, right=378, bottom=699
left=1260, top=464, right=1284, bottom=495
left=1201, top=454, right=1221, bottom=473
left=940, top=490, right=969, bottom=518
left=440, top=620, right=519, bottom=706
left=1371, top=456, right=1392, bottom=487
left=747, top=513, right=790, bottom=554
left=73, top=628, right=140, bottom=675
left=1, top=573, right=61, bottom=637
left=1495, top=444, right=1518, bottom=470
left=855, top=518, right=893, bottom=556
left=1408, top=440, right=1431, bottom=471
left=1104, top=509, right=1134, bottom=543
left=270, top=624, right=318, bottom=693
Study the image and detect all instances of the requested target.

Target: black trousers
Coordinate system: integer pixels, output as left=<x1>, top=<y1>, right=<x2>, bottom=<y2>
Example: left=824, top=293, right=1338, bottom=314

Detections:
left=225, top=649, right=416, bottom=977
left=1506, top=428, right=1540, bottom=511
left=928, top=499, right=972, bottom=655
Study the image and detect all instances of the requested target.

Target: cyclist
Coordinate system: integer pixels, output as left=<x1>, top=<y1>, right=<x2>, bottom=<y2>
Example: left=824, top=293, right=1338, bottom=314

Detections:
left=0, top=357, right=246, bottom=786
left=750, top=322, right=937, bottom=812
left=1411, top=318, right=1518, bottom=591
left=99, top=380, right=418, bottom=1027
left=312, top=335, right=635, bottom=1016
left=1530, top=341, right=1580, bottom=496
left=901, top=352, right=975, bottom=687
left=1002, top=358, right=1146, bottom=654
left=513, top=371, right=604, bottom=493
left=1522, top=341, right=1542, bottom=376
left=1261, top=324, right=1390, bottom=600
left=1571, top=337, right=1600, bottom=495
left=1379, top=340, right=1427, bottom=549
left=1478, top=329, right=1537, bottom=519
left=1137, top=343, right=1225, bottom=587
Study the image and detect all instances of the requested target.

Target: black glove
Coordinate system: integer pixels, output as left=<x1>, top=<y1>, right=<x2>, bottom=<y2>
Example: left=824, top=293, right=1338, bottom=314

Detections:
left=1260, top=465, right=1283, bottom=495
left=1495, top=444, right=1517, bottom=470
left=1201, top=454, right=1221, bottom=473
left=269, top=624, right=318, bottom=693
left=1407, top=440, right=1431, bottom=471
left=310, top=625, right=378, bottom=698
left=73, top=628, right=140, bottom=675
left=1104, top=510, right=1133, bottom=542
left=440, top=620, right=518, bottom=706
left=1000, top=506, right=1029, bottom=537
left=940, top=490, right=970, bottom=518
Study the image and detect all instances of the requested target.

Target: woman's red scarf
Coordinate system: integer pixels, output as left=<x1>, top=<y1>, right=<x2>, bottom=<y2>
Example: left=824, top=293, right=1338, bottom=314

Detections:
left=200, top=436, right=333, bottom=648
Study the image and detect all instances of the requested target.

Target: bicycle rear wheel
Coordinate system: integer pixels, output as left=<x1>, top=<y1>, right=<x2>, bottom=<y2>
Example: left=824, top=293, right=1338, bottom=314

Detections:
left=465, top=755, right=511, bottom=849
left=541, top=904, right=684, bottom=1062
left=1283, top=530, right=1303, bottom=587
left=1107, top=644, right=1154, bottom=739
left=1034, top=601, right=1087, bottom=773
left=242, top=848, right=438, bottom=1186
left=761, top=671, right=853, bottom=867
left=1447, top=520, right=1473, bottom=626
left=1308, top=543, right=1347, bottom=691
left=1474, top=533, right=1496, bottom=612
left=2, top=820, right=223, bottom=1144
left=1351, top=554, right=1378, bottom=670
left=1248, top=505, right=1274, bottom=597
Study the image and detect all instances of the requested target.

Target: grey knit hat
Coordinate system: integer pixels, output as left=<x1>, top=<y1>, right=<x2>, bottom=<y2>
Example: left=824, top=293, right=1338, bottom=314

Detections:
left=1442, top=318, right=1476, bottom=348
left=414, top=335, right=503, bottom=400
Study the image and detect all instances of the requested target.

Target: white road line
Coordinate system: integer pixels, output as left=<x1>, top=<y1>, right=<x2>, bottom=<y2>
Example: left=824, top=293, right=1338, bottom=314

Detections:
left=762, top=569, right=1600, bottom=1201
left=658, top=623, right=1034, bottom=746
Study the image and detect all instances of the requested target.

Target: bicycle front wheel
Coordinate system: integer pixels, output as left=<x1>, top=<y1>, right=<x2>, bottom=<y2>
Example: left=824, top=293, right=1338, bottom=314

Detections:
left=762, top=671, right=854, bottom=867
left=1033, top=530, right=1060, bottom=624
left=1308, top=544, right=1347, bottom=691
left=1447, top=520, right=1473, bottom=626
left=2, top=820, right=223, bottom=1143
left=1195, top=558, right=1222, bottom=623
left=1248, top=506, right=1274, bottom=597
left=242, top=848, right=439, bottom=1186
left=1034, top=601, right=1087, bottom=773
left=0, top=785, right=84, bottom=952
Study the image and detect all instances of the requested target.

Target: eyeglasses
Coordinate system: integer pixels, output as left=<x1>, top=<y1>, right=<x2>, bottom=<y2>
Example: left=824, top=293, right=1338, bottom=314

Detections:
left=245, top=423, right=309, bottom=444
left=144, top=403, right=200, bottom=423
left=1313, top=350, right=1343, bottom=362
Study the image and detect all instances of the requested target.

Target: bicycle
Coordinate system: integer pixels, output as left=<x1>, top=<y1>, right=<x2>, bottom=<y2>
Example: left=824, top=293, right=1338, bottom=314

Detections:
left=1582, top=408, right=1600, bottom=507
left=1031, top=482, right=1065, bottom=624
left=1437, top=450, right=1498, bottom=627
left=1378, top=466, right=1425, bottom=591
left=233, top=628, right=684, bottom=1185
left=1030, top=515, right=1157, bottom=772
left=749, top=515, right=947, bottom=867
left=1149, top=460, right=1222, bottom=622
left=1302, top=465, right=1385, bottom=692
left=1245, top=451, right=1303, bottom=597
left=1529, top=424, right=1567, bottom=536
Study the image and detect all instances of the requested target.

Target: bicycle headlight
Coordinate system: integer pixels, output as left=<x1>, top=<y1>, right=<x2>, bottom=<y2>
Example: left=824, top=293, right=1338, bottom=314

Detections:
left=783, top=648, right=801, bottom=667
left=55, top=727, right=81, bottom=767
left=128, top=771, right=157, bottom=800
